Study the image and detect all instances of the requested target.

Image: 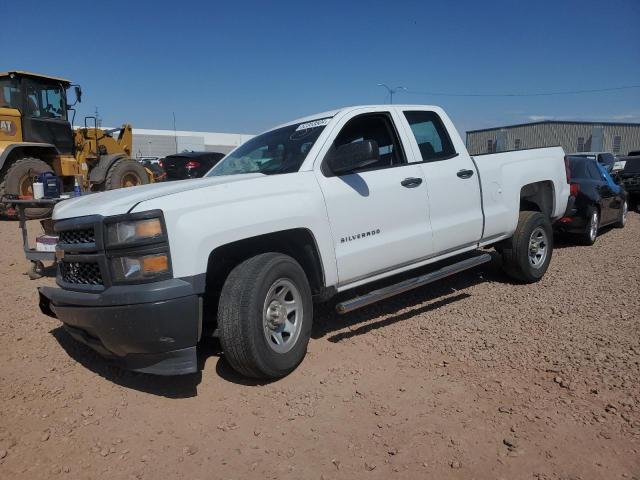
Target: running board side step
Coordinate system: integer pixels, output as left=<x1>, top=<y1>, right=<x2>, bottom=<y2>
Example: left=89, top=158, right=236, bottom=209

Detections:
left=335, top=253, right=492, bottom=314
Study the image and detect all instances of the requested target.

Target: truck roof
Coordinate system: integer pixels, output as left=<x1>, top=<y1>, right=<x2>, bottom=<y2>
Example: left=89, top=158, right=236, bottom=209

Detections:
left=0, top=70, right=72, bottom=85
left=275, top=104, right=442, bottom=131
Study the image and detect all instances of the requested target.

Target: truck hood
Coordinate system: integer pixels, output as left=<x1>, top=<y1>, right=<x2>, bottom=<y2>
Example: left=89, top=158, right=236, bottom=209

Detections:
left=53, top=174, right=265, bottom=220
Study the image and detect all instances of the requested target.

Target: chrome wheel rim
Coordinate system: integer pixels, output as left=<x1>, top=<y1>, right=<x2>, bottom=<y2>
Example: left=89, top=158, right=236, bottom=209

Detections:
left=528, top=226, right=548, bottom=268
left=263, top=278, right=303, bottom=354
left=589, top=211, right=599, bottom=242
left=621, top=201, right=627, bottom=226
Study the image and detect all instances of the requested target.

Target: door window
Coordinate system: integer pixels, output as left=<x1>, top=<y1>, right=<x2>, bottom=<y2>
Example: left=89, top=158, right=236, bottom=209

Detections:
left=403, top=111, right=456, bottom=162
left=328, top=113, right=405, bottom=172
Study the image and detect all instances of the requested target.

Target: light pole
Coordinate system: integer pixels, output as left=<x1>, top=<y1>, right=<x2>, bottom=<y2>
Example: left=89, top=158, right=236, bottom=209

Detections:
left=377, top=84, right=407, bottom=104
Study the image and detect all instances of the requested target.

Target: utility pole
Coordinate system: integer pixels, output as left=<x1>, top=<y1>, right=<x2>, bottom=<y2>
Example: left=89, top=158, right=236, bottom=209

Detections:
left=377, top=84, right=407, bottom=104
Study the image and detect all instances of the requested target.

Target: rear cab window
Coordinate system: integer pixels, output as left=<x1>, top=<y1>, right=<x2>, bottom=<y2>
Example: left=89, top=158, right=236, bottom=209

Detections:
left=568, top=157, right=600, bottom=181
left=402, top=110, right=457, bottom=162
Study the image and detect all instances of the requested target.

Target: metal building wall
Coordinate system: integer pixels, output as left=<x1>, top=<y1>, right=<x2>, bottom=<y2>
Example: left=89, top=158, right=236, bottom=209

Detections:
left=466, top=122, right=640, bottom=156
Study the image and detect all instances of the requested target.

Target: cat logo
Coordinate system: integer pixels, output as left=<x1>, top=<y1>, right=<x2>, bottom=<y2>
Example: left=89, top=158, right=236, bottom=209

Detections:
left=0, top=120, right=17, bottom=136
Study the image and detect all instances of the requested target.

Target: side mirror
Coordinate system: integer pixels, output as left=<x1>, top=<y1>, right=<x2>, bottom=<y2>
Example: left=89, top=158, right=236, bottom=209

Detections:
left=74, top=86, right=82, bottom=103
left=326, top=140, right=379, bottom=175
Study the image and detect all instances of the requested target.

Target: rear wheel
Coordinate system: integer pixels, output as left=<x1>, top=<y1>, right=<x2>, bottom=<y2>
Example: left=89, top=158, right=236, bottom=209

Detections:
left=0, top=157, right=54, bottom=219
left=217, top=252, right=313, bottom=379
left=615, top=200, right=627, bottom=228
left=501, top=211, right=553, bottom=283
left=104, top=159, right=149, bottom=190
left=579, top=207, right=599, bottom=245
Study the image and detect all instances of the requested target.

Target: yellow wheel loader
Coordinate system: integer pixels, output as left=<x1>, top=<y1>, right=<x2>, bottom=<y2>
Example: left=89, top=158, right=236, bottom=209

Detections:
left=0, top=71, right=153, bottom=218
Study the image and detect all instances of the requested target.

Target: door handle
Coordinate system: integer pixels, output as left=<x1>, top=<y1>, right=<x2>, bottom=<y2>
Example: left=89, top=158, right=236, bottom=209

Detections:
left=457, top=169, right=474, bottom=179
left=401, top=177, right=423, bottom=188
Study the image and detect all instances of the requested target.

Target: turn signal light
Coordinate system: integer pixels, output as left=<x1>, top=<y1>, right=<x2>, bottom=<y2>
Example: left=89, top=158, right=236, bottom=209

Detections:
left=141, top=254, right=169, bottom=272
left=136, top=218, right=163, bottom=238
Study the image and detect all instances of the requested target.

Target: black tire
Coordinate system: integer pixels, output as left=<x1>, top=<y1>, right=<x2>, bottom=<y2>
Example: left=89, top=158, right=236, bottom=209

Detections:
left=217, top=252, right=313, bottom=379
left=501, top=211, right=553, bottom=283
left=27, top=261, right=45, bottom=280
left=615, top=199, right=628, bottom=228
left=578, top=206, right=599, bottom=246
left=0, top=157, right=54, bottom=219
left=104, top=159, right=149, bottom=190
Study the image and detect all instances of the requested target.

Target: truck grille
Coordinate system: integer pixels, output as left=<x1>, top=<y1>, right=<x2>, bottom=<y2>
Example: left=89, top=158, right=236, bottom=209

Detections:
left=60, top=261, right=103, bottom=285
left=58, top=228, right=95, bottom=245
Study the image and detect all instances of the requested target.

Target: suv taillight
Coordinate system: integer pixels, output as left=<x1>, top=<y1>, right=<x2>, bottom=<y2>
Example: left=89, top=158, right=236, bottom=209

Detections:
left=570, top=183, right=580, bottom=197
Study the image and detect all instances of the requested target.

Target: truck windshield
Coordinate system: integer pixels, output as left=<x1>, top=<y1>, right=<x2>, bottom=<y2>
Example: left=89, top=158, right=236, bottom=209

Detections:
left=207, top=119, right=330, bottom=176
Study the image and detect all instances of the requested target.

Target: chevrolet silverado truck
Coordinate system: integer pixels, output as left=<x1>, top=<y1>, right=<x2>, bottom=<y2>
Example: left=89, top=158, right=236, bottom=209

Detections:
left=39, top=105, right=570, bottom=378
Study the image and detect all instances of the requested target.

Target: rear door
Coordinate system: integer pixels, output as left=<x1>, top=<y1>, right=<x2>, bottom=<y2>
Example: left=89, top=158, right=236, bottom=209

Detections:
left=315, top=109, right=433, bottom=285
left=588, top=160, right=615, bottom=223
left=398, top=109, right=483, bottom=254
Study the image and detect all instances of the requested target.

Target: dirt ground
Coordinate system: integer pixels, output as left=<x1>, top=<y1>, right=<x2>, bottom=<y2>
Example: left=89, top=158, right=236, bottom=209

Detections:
left=0, top=214, right=638, bottom=480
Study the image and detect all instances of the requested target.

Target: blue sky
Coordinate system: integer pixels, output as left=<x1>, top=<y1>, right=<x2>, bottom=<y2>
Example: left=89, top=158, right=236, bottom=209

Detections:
left=3, top=0, right=639, bottom=135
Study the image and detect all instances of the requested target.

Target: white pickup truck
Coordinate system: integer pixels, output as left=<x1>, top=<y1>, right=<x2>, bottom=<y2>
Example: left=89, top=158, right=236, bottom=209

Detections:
left=39, top=105, right=570, bottom=378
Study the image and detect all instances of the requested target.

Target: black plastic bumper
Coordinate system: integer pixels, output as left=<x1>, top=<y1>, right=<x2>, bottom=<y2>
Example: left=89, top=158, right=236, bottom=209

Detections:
left=39, top=278, right=203, bottom=375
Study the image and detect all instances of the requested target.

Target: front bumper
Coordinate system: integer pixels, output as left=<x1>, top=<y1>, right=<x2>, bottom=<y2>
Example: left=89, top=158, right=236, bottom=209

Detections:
left=39, top=278, right=202, bottom=375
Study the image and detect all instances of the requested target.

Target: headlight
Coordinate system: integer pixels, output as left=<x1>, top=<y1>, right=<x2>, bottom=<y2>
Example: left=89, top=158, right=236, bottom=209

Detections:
left=106, top=215, right=164, bottom=247
left=111, top=253, right=171, bottom=283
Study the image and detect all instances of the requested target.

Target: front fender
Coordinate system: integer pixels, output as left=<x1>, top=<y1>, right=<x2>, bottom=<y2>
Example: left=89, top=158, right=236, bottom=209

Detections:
left=132, top=172, right=339, bottom=288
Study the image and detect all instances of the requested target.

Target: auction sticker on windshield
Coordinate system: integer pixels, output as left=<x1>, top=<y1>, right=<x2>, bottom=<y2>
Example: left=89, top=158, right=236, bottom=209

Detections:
left=296, top=118, right=331, bottom=131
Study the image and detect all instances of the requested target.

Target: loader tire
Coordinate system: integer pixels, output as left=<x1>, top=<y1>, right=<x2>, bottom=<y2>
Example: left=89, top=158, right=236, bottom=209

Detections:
left=501, top=211, right=553, bottom=283
left=0, top=157, right=54, bottom=219
left=104, top=159, right=149, bottom=190
left=217, top=253, right=313, bottom=379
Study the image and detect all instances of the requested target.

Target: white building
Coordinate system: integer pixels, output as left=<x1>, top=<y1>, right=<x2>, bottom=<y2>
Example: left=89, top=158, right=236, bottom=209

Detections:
left=132, top=128, right=254, bottom=158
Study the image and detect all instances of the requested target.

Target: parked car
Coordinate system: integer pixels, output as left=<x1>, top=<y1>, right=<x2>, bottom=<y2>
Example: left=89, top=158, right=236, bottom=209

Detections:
left=163, top=151, right=225, bottom=180
left=556, top=156, right=627, bottom=245
left=39, top=105, right=570, bottom=378
left=568, top=152, right=616, bottom=173
left=613, top=156, right=640, bottom=211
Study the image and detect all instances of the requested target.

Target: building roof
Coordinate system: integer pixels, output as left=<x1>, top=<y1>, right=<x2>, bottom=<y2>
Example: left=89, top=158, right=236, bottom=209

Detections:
left=0, top=70, right=72, bottom=84
left=467, top=119, right=640, bottom=134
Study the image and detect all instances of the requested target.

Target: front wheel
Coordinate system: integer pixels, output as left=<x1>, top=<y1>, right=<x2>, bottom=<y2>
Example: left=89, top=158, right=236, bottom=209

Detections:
left=501, top=211, right=553, bottom=283
left=217, top=253, right=313, bottom=379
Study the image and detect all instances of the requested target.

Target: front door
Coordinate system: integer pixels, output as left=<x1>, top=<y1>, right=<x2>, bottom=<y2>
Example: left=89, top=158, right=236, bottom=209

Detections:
left=315, top=111, right=433, bottom=286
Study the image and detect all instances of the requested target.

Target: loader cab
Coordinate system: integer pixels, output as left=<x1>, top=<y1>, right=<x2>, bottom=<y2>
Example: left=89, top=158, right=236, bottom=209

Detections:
left=0, top=71, right=76, bottom=154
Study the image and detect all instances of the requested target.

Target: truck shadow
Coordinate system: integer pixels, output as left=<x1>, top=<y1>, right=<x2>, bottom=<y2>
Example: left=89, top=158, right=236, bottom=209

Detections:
left=311, top=255, right=506, bottom=343
left=50, top=327, right=203, bottom=398
left=50, top=252, right=517, bottom=393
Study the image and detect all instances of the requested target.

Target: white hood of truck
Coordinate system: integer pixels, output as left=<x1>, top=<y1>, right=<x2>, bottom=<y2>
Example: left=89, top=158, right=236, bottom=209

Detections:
left=52, top=174, right=265, bottom=220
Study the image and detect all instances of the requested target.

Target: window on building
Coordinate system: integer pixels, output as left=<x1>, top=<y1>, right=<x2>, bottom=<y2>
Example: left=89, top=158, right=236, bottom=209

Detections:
left=613, top=136, right=622, bottom=154
left=577, top=137, right=585, bottom=152
left=487, top=139, right=495, bottom=153
left=514, top=138, right=521, bottom=150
